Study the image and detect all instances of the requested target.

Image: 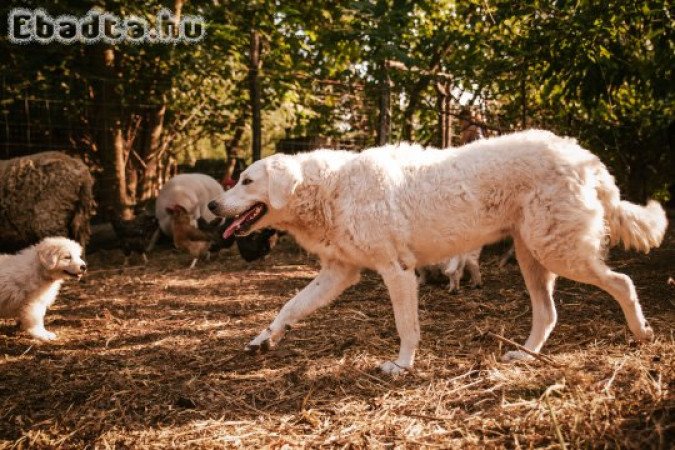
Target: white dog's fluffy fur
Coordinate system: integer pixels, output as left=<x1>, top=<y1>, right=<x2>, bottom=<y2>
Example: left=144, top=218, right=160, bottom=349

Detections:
left=0, top=237, right=86, bottom=341
left=210, top=130, right=668, bottom=374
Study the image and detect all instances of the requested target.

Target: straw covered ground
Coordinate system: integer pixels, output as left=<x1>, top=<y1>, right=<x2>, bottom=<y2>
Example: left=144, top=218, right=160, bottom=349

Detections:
left=1, top=224, right=674, bottom=448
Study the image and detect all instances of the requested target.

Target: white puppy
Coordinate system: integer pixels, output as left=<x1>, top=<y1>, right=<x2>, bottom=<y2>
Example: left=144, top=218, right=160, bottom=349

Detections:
left=0, top=237, right=86, bottom=341
left=418, top=247, right=482, bottom=293
left=209, top=130, right=667, bottom=374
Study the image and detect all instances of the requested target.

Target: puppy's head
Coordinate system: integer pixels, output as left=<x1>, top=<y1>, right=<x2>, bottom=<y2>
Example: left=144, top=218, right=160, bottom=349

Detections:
left=208, top=154, right=302, bottom=239
left=36, top=237, right=87, bottom=281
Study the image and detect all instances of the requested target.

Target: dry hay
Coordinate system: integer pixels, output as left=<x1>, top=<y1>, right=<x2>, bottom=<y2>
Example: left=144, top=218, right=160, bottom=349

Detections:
left=1, top=227, right=674, bottom=449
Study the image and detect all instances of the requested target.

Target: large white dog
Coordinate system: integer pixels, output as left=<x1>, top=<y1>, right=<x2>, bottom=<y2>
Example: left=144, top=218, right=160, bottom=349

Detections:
left=0, top=237, right=87, bottom=341
left=209, top=130, right=667, bottom=374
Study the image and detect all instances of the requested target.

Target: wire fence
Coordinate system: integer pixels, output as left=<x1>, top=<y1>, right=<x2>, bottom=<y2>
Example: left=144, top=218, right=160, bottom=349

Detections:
left=1, top=72, right=504, bottom=158
left=0, top=70, right=508, bottom=214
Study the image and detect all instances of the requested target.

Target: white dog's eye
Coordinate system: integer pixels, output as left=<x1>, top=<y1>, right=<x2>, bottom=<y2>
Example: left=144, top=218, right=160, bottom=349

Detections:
left=63, top=255, right=72, bottom=261
left=242, top=178, right=253, bottom=186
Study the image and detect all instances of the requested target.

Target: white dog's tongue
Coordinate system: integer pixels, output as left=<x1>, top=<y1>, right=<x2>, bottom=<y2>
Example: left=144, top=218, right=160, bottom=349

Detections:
left=222, top=208, right=257, bottom=239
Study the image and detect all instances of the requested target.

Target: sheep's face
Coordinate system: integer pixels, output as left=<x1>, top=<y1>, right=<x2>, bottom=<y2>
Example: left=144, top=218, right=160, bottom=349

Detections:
left=36, top=237, right=87, bottom=280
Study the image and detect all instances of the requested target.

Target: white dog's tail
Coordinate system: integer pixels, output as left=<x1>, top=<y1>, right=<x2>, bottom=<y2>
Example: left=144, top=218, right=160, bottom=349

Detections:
left=595, top=167, right=668, bottom=253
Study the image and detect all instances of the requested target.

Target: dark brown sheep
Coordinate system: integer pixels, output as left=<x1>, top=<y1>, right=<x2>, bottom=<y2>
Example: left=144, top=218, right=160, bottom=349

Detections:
left=0, top=152, right=95, bottom=252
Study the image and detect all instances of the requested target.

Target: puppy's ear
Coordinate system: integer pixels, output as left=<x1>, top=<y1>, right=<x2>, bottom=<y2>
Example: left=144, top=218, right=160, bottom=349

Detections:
left=37, top=243, right=60, bottom=270
left=267, top=156, right=302, bottom=210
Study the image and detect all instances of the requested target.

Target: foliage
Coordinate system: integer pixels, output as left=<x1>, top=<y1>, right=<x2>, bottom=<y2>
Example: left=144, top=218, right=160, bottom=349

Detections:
left=0, top=0, right=672, bottom=205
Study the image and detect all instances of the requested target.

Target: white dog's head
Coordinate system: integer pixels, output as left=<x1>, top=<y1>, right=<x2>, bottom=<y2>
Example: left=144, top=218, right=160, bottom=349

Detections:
left=36, top=237, right=87, bottom=280
left=208, top=154, right=302, bottom=238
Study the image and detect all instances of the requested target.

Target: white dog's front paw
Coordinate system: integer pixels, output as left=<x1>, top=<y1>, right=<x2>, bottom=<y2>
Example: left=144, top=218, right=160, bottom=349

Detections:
left=379, top=360, right=410, bottom=375
left=501, top=350, right=534, bottom=363
left=245, top=327, right=286, bottom=354
left=636, top=325, right=655, bottom=343
left=29, top=329, right=57, bottom=341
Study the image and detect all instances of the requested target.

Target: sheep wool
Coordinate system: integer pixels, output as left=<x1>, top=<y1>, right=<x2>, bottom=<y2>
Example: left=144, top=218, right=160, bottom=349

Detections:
left=0, top=151, right=94, bottom=252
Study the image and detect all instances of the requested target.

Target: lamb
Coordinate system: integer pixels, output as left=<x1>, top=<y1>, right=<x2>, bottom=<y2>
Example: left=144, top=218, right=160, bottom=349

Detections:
left=154, top=173, right=224, bottom=237
left=0, top=152, right=95, bottom=252
left=418, top=248, right=482, bottom=293
left=147, top=173, right=224, bottom=252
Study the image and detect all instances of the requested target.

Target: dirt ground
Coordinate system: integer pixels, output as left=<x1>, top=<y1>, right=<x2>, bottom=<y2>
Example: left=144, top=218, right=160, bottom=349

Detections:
left=1, top=222, right=673, bottom=449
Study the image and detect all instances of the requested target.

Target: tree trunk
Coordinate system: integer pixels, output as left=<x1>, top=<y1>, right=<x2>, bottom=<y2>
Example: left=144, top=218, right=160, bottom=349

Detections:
left=249, top=29, right=262, bottom=161
left=402, top=81, right=425, bottom=142
left=435, top=81, right=453, bottom=148
left=92, top=46, right=132, bottom=219
left=377, top=68, right=390, bottom=146
left=139, top=104, right=166, bottom=201
left=174, top=0, right=183, bottom=27
left=222, top=117, right=247, bottom=184
left=520, top=66, right=528, bottom=129
left=444, top=94, right=452, bottom=147
left=127, top=161, right=138, bottom=202
left=400, top=43, right=452, bottom=142
left=138, top=0, right=181, bottom=200
left=226, top=114, right=247, bottom=156
left=436, top=89, right=444, bottom=148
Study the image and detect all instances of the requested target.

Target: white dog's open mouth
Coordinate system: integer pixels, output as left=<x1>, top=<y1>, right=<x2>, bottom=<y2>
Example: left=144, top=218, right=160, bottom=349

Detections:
left=63, top=270, right=83, bottom=280
left=223, top=203, right=267, bottom=239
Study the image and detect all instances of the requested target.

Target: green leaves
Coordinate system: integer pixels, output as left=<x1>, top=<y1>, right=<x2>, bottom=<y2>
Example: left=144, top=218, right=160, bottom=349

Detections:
left=1, top=0, right=670, bottom=199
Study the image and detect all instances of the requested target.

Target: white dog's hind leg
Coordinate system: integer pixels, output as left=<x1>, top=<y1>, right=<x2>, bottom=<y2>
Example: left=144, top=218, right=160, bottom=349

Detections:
left=378, top=263, right=420, bottom=374
left=189, top=258, right=198, bottom=269
left=547, top=258, right=653, bottom=345
left=591, top=268, right=653, bottom=343
left=20, top=303, right=56, bottom=341
left=503, top=237, right=557, bottom=362
left=246, top=263, right=360, bottom=352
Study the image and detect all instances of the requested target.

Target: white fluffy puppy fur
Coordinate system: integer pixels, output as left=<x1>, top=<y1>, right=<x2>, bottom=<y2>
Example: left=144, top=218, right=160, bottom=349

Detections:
left=418, top=247, right=482, bottom=293
left=0, top=237, right=86, bottom=341
left=209, top=130, right=668, bottom=374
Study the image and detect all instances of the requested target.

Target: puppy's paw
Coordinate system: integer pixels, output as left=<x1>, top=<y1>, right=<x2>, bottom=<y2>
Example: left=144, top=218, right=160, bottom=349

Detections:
left=501, top=350, right=534, bottom=363
left=379, top=360, right=410, bottom=376
left=30, top=329, right=57, bottom=341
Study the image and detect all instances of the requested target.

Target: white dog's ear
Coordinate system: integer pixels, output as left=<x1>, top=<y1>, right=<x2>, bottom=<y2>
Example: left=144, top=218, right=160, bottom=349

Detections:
left=37, top=244, right=60, bottom=270
left=267, top=156, right=302, bottom=210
